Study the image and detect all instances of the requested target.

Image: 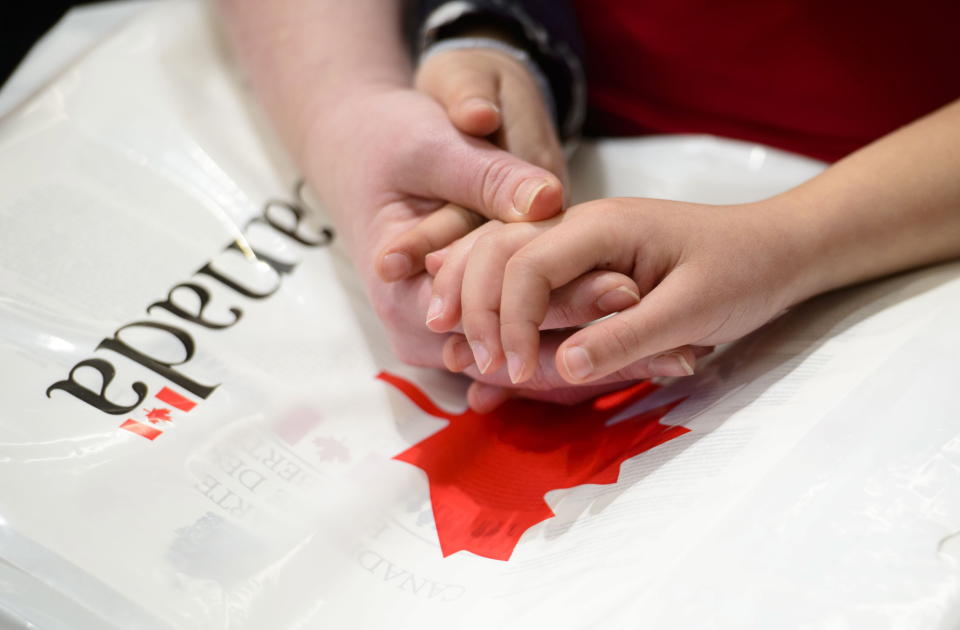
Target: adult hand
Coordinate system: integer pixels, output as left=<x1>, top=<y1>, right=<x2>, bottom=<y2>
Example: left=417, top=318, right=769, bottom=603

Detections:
left=378, top=43, right=568, bottom=283
left=299, top=85, right=571, bottom=365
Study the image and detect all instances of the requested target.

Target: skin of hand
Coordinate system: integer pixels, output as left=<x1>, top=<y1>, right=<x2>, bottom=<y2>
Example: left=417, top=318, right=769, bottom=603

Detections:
left=377, top=41, right=568, bottom=283
left=416, top=44, right=568, bottom=187
left=435, top=97, right=960, bottom=408
left=442, top=199, right=798, bottom=386
left=447, top=329, right=715, bottom=412
left=218, top=0, right=565, bottom=369
left=306, top=87, right=621, bottom=366
left=222, top=3, right=960, bottom=405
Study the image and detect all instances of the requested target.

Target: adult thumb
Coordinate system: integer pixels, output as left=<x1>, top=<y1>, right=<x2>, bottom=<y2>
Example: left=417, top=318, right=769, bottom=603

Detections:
left=416, top=134, right=564, bottom=222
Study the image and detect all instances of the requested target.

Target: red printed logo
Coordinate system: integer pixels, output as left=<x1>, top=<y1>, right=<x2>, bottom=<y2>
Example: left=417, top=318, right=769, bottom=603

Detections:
left=381, top=372, right=689, bottom=561
left=119, top=386, right=197, bottom=440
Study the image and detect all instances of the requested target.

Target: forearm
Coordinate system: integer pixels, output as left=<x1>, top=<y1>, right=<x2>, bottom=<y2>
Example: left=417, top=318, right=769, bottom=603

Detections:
left=778, top=98, right=960, bottom=302
left=217, top=0, right=411, bottom=164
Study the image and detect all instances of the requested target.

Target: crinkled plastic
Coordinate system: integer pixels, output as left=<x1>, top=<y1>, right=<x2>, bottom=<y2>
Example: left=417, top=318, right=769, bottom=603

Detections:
left=1, top=2, right=959, bottom=629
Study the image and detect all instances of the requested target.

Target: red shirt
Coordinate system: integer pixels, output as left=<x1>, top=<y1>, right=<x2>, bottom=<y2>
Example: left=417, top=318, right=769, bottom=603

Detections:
left=572, top=1, right=960, bottom=162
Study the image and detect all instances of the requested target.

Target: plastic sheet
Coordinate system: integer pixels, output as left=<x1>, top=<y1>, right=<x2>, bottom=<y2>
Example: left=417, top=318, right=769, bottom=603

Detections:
left=1, top=2, right=959, bottom=628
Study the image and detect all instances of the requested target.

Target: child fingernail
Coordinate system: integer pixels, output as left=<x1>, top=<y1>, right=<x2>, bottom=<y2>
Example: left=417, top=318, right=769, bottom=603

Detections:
left=380, top=252, right=411, bottom=280
left=649, top=352, right=694, bottom=377
left=562, top=346, right=594, bottom=381
left=513, top=178, right=549, bottom=216
left=596, top=286, right=641, bottom=313
left=463, top=96, right=500, bottom=116
left=426, top=295, right=444, bottom=325
left=470, top=341, right=492, bottom=374
left=506, top=351, right=525, bottom=384
left=425, top=251, right=443, bottom=275
left=448, top=337, right=474, bottom=372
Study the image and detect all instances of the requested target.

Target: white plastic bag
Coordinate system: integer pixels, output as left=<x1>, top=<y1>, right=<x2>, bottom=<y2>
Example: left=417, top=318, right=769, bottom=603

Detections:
left=1, top=2, right=958, bottom=628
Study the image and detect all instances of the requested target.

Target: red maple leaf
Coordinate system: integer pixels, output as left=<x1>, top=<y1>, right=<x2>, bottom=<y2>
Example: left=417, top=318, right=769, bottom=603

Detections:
left=144, top=407, right=172, bottom=424
left=380, top=372, right=689, bottom=561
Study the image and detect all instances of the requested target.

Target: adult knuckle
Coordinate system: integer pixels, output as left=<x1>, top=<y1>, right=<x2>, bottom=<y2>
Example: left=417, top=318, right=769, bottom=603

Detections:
left=551, top=299, right=580, bottom=327
left=476, top=155, right=514, bottom=217
left=602, top=318, right=642, bottom=357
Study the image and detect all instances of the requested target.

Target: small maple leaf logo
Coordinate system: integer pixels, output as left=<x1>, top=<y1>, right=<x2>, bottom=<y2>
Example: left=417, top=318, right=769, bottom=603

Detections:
left=313, top=437, right=349, bottom=463
left=144, top=407, right=173, bottom=424
left=119, top=388, right=197, bottom=440
left=380, top=372, right=689, bottom=562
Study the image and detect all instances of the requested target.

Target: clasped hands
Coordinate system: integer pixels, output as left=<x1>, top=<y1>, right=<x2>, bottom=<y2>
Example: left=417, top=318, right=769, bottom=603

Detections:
left=308, top=46, right=806, bottom=412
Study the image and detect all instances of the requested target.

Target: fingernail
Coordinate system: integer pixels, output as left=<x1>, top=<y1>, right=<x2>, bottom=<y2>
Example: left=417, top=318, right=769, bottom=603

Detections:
left=462, top=96, right=500, bottom=116
left=381, top=252, right=411, bottom=281
left=449, top=338, right=474, bottom=371
left=513, top=178, right=549, bottom=216
left=596, top=286, right=641, bottom=313
left=424, top=251, right=443, bottom=275
left=506, top=351, right=524, bottom=384
left=562, top=346, right=594, bottom=381
left=426, top=295, right=444, bottom=325
left=470, top=341, right=492, bottom=373
left=649, top=352, right=695, bottom=377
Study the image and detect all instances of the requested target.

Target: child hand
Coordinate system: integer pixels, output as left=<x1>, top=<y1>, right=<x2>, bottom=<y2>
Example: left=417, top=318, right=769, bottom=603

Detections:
left=415, top=45, right=567, bottom=182
left=376, top=44, right=566, bottom=283
left=431, top=197, right=807, bottom=385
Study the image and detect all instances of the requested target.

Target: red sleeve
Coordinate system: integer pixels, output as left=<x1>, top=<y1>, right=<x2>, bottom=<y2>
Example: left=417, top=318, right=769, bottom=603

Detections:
left=573, top=0, right=960, bottom=162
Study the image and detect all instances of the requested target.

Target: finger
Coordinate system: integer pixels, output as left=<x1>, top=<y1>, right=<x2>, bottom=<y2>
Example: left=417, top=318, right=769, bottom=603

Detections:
left=496, top=73, right=567, bottom=183
left=418, top=49, right=567, bottom=187
left=376, top=204, right=484, bottom=282
left=424, top=247, right=447, bottom=276
left=440, top=271, right=644, bottom=347
left=426, top=220, right=505, bottom=333
left=463, top=331, right=709, bottom=392
left=437, top=267, right=644, bottom=339
left=556, top=271, right=710, bottom=384
left=416, top=52, right=503, bottom=137
left=467, top=380, right=632, bottom=413
left=445, top=335, right=711, bottom=378
left=442, top=334, right=475, bottom=372
left=541, top=271, right=641, bottom=330
left=499, top=208, right=640, bottom=383
left=367, top=272, right=453, bottom=369
left=461, top=222, right=548, bottom=376
left=413, top=132, right=564, bottom=223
